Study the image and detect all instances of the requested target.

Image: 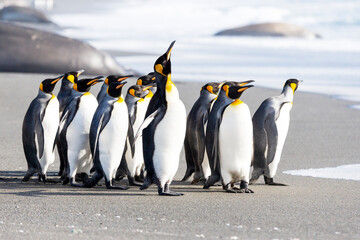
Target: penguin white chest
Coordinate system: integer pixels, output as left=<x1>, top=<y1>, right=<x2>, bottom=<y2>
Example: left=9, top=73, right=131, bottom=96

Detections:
left=99, top=101, right=129, bottom=178
left=153, top=99, right=186, bottom=182
left=219, top=103, right=253, bottom=183
left=39, top=97, right=59, bottom=171
left=268, top=102, right=292, bottom=177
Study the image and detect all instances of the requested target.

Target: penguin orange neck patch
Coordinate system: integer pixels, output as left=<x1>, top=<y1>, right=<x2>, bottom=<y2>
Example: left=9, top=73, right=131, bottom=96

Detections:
left=231, top=99, right=243, bottom=106
left=117, top=97, right=124, bottom=103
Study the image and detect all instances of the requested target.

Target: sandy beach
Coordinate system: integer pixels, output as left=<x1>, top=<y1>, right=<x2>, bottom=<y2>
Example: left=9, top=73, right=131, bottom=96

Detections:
left=0, top=72, right=359, bottom=239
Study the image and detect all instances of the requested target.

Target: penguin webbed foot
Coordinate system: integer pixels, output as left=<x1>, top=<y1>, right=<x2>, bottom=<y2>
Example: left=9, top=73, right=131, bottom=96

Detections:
left=264, top=176, right=287, bottom=186
left=158, top=184, right=184, bottom=196
left=127, top=176, right=142, bottom=187
left=70, top=178, right=84, bottom=187
left=135, top=175, right=144, bottom=183
left=181, top=167, right=195, bottom=182
left=105, top=180, right=128, bottom=190
left=139, top=177, right=152, bottom=190
left=203, top=175, right=220, bottom=189
left=240, top=181, right=254, bottom=193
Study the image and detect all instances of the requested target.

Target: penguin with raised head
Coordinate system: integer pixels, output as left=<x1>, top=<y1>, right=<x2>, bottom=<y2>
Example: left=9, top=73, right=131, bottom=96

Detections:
left=22, top=75, right=63, bottom=182
left=84, top=81, right=129, bottom=189
left=203, top=80, right=254, bottom=189
left=59, top=76, right=103, bottom=186
left=97, top=75, right=133, bottom=103
left=182, top=82, right=221, bottom=184
left=124, top=85, right=153, bottom=182
left=138, top=41, right=187, bottom=196
left=250, top=79, right=302, bottom=186
left=57, top=69, right=84, bottom=177
left=218, top=84, right=254, bottom=193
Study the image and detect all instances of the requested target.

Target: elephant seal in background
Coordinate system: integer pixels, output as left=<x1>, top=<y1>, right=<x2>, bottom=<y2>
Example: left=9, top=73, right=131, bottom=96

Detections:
left=0, top=22, right=132, bottom=75
left=215, top=22, right=321, bottom=39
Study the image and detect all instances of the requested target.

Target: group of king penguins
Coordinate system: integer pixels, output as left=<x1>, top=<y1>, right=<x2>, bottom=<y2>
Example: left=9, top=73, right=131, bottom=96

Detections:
left=22, top=41, right=302, bottom=196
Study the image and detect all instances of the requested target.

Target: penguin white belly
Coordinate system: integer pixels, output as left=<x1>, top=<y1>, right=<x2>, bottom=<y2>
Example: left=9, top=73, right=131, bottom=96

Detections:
left=131, top=101, right=148, bottom=176
left=268, top=103, right=292, bottom=177
left=67, top=94, right=98, bottom=177
left=219, top=103, right=253, bottom=184
left=202, top=122, right=211, bottom=179
left=39, top=97, right=59, bottom=174
left=99, top=102, right=128, bottom=180
left=153, top=100, right=186, bottom=186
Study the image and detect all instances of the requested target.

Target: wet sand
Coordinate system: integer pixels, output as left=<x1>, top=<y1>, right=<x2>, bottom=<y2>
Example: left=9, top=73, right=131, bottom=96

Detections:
left=0, top=72, right=359, bottom=239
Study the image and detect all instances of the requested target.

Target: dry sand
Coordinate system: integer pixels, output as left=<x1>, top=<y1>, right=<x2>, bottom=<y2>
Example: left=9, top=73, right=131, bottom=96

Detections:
left=0, top=72, right=359, bottom=239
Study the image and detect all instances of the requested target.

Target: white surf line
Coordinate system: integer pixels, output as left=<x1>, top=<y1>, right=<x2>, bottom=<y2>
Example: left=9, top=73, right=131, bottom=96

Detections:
left=283, top=164, right=360, bottom=181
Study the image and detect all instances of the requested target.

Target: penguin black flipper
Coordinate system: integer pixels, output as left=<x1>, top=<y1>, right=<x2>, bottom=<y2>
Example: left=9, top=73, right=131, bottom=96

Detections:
left=59, top=97, right=81, bottom=182
left=264, top=111, right=279, bottom=165
left=22, top=100, right=44, bottom=181
left=140, top=105, right=166, bottom=189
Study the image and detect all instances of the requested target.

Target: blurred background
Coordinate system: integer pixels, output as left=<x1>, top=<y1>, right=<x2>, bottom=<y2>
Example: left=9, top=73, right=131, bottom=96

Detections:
left=1, top=0, right=360, bottom=107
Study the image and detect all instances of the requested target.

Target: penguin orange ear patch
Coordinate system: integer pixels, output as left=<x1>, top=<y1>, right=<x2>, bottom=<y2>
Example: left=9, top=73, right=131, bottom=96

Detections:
left=155, top=64, right=165, bottom=76
left=222, top=85, right=229, bottom=92
left=67, top=75, right=75, bottom=83
left=206, top=85, right=214, bottom=94
left=129, top=89, right=135, bottom=96
left=137, top=79, right=142, bottom=85
left=290, top=83, right=297, bottom=92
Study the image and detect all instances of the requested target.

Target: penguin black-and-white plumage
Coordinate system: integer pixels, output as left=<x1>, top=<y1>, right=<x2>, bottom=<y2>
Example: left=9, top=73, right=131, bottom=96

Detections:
left=136, top=72, right=155, bottom=87
left=22, top=75, right=63, bottom=182
left=218, top=84, right=254, bottom=193
left=182, top=82, right=221, bottom=184
left=250, top=79, right=302, bottom=186
left=124, top=85, right=152, bottom=181
left=138, top=41, right=187, bottom=196
left=97, top=75, right=133, bottom=103
left=84, top=81, right=129, bottom=189
left=203, top=80, right=254, bottom=189
left=59, top=76, right=103, bottom=187
left=56, top=70, right=84, bottom=178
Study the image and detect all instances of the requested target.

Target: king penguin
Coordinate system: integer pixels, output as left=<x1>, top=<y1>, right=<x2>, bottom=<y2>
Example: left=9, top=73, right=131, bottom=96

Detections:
left=125, top=85, right=152, bottom=181
left=22, top=75, right=63, bottom=182
left=97, top=75, right=133, bottom=103
left=250, top=79, right=302, bottom=186
left=57, top=70, right=84, bottom=178
left=138, top=41, right=187, bottom=196
left=59, top=76, right=103, bottom=186
left=203, top=80, right=254, bottom=189
left=182, top=82, right=221, bottom=184
left=136, top=72, right=155, bottom=87
left=84, top=81, right=129, bottom=189
left=218, top=84, right=254, bottom=193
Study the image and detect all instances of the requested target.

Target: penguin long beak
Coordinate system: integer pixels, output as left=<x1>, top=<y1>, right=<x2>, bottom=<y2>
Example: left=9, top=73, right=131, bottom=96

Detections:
left=51, top=75, right=64, bottom=84
left=238, top=85, right=254, bottom=92
left=87, top=76, right=104, bottom=86
left=117, top=75, right=133, bottom=82
left=238, top=80, right=255, bottom=86
left=76, top=69, right=85, bottom=77
left=166, top=40, right=176, bottom=60
left=116, top=81, right=127, bottom=89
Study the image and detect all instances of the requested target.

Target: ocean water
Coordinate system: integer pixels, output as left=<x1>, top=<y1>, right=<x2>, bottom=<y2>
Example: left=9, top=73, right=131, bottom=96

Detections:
left=47, top=0, right=360, bottom=107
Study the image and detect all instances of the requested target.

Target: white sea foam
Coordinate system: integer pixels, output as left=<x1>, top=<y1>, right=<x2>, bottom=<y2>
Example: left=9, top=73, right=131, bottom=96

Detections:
left=283, top=164, right=360, bottom=181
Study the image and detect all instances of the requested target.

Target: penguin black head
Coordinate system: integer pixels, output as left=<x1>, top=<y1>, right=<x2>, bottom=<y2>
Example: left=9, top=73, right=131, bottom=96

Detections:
left=227, top=84, right=254, bottom=99
left=128, top=85, right=152, bottom=99
left=136, top=72, right=156, bottom=86
left=284, top=78, right=302, bottom=93
left=63, top=70, right=84, bottom=84
left=201, top=82, right=221, bottom=95
left=108, top=81, right=127, bottom=98
left=73, top=76, right=104, bottom=92
left=105, top=75, right=133, bottom=86
left=154, top=41, right=175, bottom=77
left=39, top=75, right=63, bottom=93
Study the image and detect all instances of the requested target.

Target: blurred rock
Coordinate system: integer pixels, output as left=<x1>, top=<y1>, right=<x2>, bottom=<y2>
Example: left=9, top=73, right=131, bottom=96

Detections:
left=215, top=22, right=321, bottom=39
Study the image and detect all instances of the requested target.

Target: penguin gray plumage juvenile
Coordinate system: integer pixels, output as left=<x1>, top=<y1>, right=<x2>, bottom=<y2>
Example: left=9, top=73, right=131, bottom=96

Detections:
left=59, top=76, right=103, bottom=187
left=250, top=79, right=302, bottom=186
left=203, top=80, right=254, bottom=189
left=57, top=70, right=84, bottom=178
left=97, top=75, right=133, bottom=103
left=84, top=81, right=129, bottom=189
left=137, top=41, right=187, bottom=196
left=217, top=84, right=254, bottom=193
left=182, top=82, right=221, bottom=184
left=22, top=75, right=63, bottom=182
